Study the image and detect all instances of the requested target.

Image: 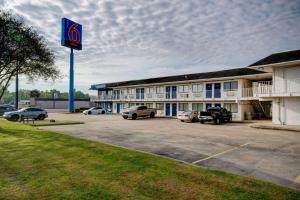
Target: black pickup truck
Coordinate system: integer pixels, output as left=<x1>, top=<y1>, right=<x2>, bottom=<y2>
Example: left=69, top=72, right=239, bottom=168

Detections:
left=199, top=107, right=232, bottom=124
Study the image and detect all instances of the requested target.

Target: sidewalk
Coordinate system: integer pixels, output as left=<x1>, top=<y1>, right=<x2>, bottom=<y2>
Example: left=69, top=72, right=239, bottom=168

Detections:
left=249, top=121, right=300, bottom=132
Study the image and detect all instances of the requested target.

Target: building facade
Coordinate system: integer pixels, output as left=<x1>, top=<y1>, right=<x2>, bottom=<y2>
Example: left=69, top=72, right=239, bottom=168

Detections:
left=90, top=50, right=300, bottom=125
left=248, top=49, right=300, bottom=125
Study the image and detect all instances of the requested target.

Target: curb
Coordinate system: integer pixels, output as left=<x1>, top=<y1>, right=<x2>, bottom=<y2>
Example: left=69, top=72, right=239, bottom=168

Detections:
left=249, top=124, right=300, bottom=132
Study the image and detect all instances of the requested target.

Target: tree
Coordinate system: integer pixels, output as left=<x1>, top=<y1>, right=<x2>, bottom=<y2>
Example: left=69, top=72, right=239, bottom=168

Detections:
left=0, top=11, right=60, bottom=100
left=30, top=89, right=41, bottom=98
left=75, top=90, right=89, bottom=99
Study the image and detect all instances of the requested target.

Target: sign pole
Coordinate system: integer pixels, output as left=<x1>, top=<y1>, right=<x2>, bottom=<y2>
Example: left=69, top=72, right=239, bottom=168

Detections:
left=69, top=48, right=74, bottom=112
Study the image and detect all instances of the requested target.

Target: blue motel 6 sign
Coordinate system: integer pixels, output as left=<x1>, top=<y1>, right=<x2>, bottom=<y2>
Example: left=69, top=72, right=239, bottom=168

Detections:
left=61, top=18, right=82, bottom=112
left=61, top=18, right=82, bottom=50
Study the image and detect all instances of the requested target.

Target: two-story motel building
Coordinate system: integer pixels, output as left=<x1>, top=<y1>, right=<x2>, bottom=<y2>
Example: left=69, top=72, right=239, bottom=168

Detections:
left=90, top=50, right=300, bottom=125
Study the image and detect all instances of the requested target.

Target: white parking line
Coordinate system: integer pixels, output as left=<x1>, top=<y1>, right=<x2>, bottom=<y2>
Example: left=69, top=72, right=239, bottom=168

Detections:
left=192, top=143, right=250, bottom=165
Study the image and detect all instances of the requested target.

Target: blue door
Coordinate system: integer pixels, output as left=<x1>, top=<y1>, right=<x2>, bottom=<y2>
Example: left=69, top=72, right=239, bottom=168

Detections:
left=141, top=88, right=144, bottom=99
left=136, top=88, right=140, bottom=99
left=116, top=103, right=120, bottom=113
left=206, top=103, right=212, bottom=110
left=172, top=86, right=177, bottom=99
left=172, top=103, right=177, bottom=116
left=166, top=103, right=170, bottom=116
left=206, top=84, right=212, bottom=98
left=215, top=103, right=221, bottom=108
left=166, top=87, right=170, bottom=99
left=214, top=83, right=221, bottom=98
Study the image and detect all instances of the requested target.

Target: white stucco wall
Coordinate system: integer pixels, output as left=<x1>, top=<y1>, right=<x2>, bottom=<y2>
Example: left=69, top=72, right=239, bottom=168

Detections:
left=273, top=65, right=300, bottom=94
left=272, top=97, right=300, bottom=125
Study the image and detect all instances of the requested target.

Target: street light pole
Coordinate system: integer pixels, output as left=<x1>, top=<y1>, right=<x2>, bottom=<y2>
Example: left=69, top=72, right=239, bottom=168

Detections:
left=15, top=70, right=19, bottom=109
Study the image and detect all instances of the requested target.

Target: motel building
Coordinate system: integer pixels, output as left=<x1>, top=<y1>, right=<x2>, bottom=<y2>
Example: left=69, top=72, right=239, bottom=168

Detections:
left=90, top=49, right=300, bottom=125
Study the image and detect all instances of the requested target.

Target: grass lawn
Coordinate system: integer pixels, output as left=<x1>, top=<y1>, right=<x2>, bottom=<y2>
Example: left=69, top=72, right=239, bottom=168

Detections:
left=0, top=120, right=299, bottom=200
left=26, top=120, right=84, bottom=127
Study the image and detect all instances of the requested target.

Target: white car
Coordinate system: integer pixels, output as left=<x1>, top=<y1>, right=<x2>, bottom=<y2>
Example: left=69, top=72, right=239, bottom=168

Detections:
left=177, top=111, right=199, bottom=122
left=83, top=107, right=106, bottom=115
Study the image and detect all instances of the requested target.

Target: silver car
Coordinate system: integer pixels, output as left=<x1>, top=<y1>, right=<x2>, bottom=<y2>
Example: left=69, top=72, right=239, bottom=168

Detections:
left=3, top=107, right=48, bottom=121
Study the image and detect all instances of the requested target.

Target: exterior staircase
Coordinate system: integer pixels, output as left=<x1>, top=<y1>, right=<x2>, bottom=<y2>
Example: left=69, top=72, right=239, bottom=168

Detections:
left=251, top=100, right=266, bottom=119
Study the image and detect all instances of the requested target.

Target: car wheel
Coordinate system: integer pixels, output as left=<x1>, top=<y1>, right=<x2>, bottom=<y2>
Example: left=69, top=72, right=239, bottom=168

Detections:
left=88, top=111, right=91, bottom=115
left=101, top=111, right=105, bottom=114
left=200, top=120, right=204, bottom=124
left=180, top=120, right=184, bottom=122
left=11, top=114, right=19, bottom=121
left=132, top=114, right=137, bottom=120
left=192, top=117, right=196, bottom=122
left=38, top=114, right=45, bottom=120
left=150, top=112, right=155, bottom=118
left=123, top=116, right=128, bottom=119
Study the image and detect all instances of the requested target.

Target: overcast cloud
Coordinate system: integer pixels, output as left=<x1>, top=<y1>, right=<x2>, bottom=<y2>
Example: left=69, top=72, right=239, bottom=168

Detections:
left=1, top=0, right=300, bottom=93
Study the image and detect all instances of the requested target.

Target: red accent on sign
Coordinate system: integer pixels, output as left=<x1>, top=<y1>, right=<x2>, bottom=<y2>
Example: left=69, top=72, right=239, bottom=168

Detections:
left=68, top=24, right=80, bottom=43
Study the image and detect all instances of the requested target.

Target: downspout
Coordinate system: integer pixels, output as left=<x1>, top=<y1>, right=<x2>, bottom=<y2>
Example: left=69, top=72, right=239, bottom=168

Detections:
left=278, top=98, right=282, bottom=124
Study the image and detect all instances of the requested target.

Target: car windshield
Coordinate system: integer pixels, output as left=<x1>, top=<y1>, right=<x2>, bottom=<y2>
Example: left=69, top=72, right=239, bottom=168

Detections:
left=19, top=108, right=27, bottom=111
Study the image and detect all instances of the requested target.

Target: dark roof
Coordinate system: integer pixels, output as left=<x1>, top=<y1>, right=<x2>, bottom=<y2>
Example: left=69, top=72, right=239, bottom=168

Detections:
left=90, top=68, right=266, bottom=89
left=248, top=49, right=300, bottom=67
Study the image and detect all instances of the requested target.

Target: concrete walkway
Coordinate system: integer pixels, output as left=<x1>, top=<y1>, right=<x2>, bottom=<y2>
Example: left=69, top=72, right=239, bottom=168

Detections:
left=250, top=122, right=300, bottom=132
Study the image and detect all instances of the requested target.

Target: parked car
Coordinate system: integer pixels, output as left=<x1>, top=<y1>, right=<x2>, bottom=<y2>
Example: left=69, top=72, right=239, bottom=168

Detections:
left=0, top=105, right=16, bottom=116
left=83, top=107, right=106, bottom=115
left=199, top=107, right=232, bottom=124
left=122, top=105, right=156, bottom=120
left=3, top=107, right=48, bottom=121
left=177, top=111, right=199, bottom=122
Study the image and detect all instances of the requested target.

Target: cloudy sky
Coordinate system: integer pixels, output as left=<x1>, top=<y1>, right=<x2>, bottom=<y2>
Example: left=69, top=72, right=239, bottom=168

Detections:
left=1, top=0, right=300, bottom=94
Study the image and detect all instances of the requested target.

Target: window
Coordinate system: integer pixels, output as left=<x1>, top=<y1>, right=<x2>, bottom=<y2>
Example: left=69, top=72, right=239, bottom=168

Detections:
left=192, top=103, right=203, bottom=112
left=178, top=85, right=189, bottom=93
left=129, top=103, right=135, bottom=108
left=128, top=88, right=135, bottom=94
left=156, top=87, right=164, bottom=94
left=145, top=88, right=154, bottom=94
left=192, top=84, right=203, bottom=93
left=178, top=103, right=189, bottom=111
left=224, top=81, right=238, bottom=91
left=137, top=106, right=147, bottom=110
left=224, top=103, right=238, bottom=113
left=156, top=103, right=164, bottom=110
left=146, top=103, right=153, bottom=108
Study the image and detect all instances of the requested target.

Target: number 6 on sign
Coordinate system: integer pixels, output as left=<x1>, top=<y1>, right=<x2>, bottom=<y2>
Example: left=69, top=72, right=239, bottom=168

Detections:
left=61, top=18, right=82, bottom=50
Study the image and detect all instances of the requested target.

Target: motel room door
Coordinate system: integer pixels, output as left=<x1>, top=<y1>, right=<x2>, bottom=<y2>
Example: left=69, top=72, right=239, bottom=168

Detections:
left=206, top=84, right=212, bottom=98
left=214, top=83, right=221, bottom=98
left=172, top=103, right=177, bottom=116
left=166, top=86, right=171, bottom=99
left=166, top=103, right=171, bottom=116
left=116, top=103, right=120, bottom=113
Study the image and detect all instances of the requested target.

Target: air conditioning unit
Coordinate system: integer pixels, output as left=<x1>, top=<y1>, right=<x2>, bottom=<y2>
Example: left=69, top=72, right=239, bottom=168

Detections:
left=180, top=93, right=189, bottom=98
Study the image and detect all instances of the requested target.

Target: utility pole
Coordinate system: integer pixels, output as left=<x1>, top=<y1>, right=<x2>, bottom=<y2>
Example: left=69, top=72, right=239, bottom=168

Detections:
left=15, top=70, right=19, bottom=109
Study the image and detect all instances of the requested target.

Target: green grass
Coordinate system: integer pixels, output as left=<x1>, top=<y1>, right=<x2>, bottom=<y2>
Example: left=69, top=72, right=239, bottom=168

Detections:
left=0, top=120, right=299, bottom=200
left=26, top=120, right=84, bottom=127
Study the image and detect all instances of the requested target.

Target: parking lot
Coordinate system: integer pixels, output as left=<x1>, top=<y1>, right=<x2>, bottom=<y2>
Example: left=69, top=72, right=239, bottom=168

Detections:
left=41, top=113, right=300, bottom=190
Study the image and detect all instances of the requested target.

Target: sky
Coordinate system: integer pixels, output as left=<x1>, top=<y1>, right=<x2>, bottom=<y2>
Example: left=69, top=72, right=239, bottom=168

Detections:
left=1, top=0, right=300, bottom=94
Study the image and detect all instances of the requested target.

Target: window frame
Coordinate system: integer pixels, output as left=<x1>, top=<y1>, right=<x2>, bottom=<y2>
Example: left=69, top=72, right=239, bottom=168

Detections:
left=223, top=103, right=238, bottom=113
left=223, top=81, right=238, bottom=91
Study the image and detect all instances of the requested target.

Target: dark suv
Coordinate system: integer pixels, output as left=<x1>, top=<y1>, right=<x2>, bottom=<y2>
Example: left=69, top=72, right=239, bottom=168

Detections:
left=199, top=107, right=232, bottom=124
